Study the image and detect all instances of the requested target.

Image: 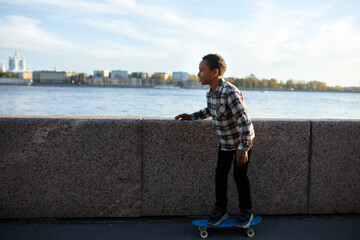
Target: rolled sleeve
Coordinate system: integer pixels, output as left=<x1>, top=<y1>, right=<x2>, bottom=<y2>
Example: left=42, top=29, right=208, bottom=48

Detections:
left=191, top=107, right=211, bottom=120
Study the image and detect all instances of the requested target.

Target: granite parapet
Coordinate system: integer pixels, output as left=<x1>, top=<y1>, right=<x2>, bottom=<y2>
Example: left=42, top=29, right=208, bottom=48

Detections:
left=142, top=119, right=311, bottom=216
left=247, top=119, right=310, bottom=215
left=0, top=116, right=359, bottom=218
left=0, top=116, right=143, bottom=218
left=309, top=120, right=360, bottom=214
left=142, top=118, right=218, bottom=216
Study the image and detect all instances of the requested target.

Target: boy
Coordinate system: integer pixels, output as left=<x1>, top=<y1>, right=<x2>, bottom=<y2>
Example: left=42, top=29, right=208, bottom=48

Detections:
left=175, top=53, right=255, bottom=228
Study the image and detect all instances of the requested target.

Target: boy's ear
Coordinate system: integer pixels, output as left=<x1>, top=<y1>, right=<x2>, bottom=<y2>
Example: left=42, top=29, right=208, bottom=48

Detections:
left=213, top=68, right=219, bottom=77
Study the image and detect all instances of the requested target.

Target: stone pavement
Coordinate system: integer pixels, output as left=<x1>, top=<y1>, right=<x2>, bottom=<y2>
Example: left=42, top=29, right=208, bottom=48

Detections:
left=0, top=215, right=359, bottom=240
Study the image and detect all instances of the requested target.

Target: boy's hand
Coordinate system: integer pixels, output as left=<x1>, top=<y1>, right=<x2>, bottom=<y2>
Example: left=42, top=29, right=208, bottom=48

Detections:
left=175, top=113, right=192, bottom=121
left=236, top=149, right=248, bottom=166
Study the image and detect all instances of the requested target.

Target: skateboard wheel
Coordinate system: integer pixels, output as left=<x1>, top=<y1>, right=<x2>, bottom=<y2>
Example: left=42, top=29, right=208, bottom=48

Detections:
left=245, top=228, right=255, bottom=238
left=198, top=226, right=207, bottom=231
left=200, top=230, right=208, bottom=239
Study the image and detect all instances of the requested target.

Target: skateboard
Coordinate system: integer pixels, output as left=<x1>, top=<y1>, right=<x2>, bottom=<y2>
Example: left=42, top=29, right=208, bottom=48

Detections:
left=192, top=216, right=262, bottom=238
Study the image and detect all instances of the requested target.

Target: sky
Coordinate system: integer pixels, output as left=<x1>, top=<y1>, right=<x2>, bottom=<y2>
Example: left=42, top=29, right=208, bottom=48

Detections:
left=0, top=0, right=359, bottom=87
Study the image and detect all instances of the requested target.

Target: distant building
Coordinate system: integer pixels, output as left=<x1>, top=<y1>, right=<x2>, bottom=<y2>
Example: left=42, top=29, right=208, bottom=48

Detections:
left=0, top=78, right=32, bottom=85
left=33, top=71, right=77, bottom=84
left=110, top=70, right=128, bottom=80
left=18, top=72, right=33, bottom=81
left=93, top=70, right=110, bottom=79
left=130, top=72, right=152, bottom=79
left=0, top=60, right=6, bottom=72
left=8, top=49, right=26, bottom=72
left=153, top=72, right=172, bottom=80
left=173, top=71, right=189, bottom=82
left=69, top=73, right=86, bottom=84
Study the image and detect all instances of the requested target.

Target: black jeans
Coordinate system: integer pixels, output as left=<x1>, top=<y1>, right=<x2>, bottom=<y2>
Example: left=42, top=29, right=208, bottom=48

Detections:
left=215, top=148, right=252, bottom=210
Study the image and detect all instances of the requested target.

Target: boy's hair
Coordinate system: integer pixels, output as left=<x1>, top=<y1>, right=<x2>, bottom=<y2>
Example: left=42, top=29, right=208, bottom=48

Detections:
left=202, top=54, right=227, bottom=77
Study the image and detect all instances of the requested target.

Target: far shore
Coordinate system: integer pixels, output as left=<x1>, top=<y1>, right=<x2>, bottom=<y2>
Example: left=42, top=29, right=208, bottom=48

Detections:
left=1, top=82, right=359, bottom=93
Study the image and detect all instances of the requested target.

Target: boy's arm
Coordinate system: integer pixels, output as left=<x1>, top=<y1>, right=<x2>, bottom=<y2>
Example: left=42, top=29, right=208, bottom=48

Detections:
left=175, top=108, right=211, bottom=121
left=175, top=113, right=192, bottom=120
left=227, top=91, right=254, bottom=151
left=190, top=108, right=211, bottom=120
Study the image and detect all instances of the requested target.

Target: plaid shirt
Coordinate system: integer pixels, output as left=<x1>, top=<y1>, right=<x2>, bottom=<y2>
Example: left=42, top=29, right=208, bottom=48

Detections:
left=191, top=79, right=255, bottom=151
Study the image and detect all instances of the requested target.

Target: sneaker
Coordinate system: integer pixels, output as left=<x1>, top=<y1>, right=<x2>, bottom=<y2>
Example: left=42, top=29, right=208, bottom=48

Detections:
left=235, top=209, right=254, bottom=228
left=207, top=207, right=228, bottom=226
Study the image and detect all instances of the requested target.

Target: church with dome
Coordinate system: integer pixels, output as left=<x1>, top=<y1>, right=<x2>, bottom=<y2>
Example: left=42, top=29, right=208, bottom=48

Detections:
left=8, top=49, right=27, bottom=72
left=0, top=49, right=28, bottom=73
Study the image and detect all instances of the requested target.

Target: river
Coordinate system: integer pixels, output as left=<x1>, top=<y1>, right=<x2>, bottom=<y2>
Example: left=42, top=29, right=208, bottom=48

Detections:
left=0, top=85, right=359, bottom=119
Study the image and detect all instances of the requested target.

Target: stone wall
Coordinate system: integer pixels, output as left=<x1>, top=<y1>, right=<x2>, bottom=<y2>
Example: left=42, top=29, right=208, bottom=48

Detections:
left=0, top=116, right=359, bottom=219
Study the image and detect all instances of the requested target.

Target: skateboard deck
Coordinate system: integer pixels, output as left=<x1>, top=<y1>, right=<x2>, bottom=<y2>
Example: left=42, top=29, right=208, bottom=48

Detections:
left=192, top=216, right=262, bottom=238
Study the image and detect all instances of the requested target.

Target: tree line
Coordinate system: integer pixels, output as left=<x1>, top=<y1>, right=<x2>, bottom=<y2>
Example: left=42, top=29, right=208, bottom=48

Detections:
left=0, top=71, right=18, bottom=78
left=225, top=74, right=358, bottom=92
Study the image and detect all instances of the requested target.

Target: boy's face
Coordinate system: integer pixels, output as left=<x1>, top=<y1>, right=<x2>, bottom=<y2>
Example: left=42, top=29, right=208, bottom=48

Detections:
left=198, top=60, right=217, bottom=85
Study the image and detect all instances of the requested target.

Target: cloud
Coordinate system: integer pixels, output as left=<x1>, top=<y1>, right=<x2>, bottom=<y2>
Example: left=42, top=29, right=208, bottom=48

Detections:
left=0, top=0, right=135, bottom=15
left=0, top=15, right=77, bottom=52
left=0, top=0, right=359, bottom=86
left=80, top=18, right=180, bottom=48
left=302, top=16, right=360, bottom=58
